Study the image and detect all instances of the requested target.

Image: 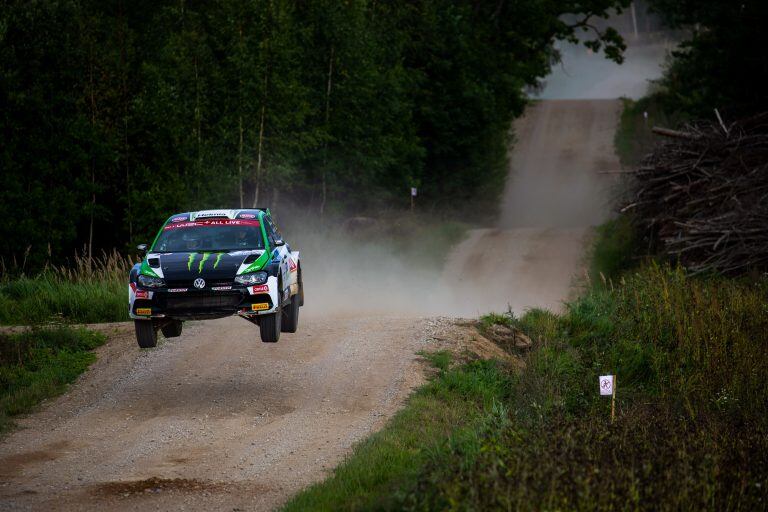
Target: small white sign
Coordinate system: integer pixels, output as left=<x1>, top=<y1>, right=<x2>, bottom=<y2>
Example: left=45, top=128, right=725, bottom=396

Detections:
left=599, top=375, right=614, bottom=396
left=411, top=187, right=417, bottom=197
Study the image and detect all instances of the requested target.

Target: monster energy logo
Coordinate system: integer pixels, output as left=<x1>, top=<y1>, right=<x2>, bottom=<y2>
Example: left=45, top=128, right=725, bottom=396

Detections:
left=187, top=252, right=225, bottom=273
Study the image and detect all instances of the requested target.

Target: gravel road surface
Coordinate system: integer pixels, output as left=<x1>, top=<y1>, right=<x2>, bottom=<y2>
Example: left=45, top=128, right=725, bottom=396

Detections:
left=0, top=317, right=431, bottom=511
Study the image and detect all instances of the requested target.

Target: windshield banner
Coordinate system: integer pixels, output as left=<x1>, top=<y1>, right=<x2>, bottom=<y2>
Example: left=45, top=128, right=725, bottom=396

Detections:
left=163, top=219, right=261, bottom=231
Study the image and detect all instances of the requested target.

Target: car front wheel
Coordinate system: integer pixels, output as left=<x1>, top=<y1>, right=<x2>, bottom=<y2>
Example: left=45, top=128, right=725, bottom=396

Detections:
left=259, top=309, right=281, bottom=343
left=135, top=319, right=158, bottom=348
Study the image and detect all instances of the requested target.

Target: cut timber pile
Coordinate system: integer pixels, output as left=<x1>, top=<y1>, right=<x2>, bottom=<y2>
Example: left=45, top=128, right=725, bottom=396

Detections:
left=623, top=113, right=768, bottom=275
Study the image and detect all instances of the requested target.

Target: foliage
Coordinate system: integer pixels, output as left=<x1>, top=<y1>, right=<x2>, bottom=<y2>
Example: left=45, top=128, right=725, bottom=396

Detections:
left=0, top=326, right=106, bottom=434
left=0, top=0, right=629, bottom=270
left=648, top=0, right=768, bottom=118
left=400, top=265, right=768, bottom=510
left=589, top=214, right=640, bottom=283
left=614, top=96, right=686, bottom=168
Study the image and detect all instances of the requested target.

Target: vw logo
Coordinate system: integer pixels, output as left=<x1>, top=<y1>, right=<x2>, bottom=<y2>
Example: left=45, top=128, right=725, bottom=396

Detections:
left=193, top=278, right=206, bottom=289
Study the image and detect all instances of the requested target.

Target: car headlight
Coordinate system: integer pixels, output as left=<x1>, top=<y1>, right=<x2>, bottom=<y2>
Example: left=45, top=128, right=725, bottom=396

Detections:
left=234, top=271, right=268, bottom=285
left=138, top=274, right=166, bottom=288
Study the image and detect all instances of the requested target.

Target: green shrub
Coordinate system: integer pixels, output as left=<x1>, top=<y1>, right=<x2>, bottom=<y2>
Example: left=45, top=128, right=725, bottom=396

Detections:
left=589, top=214, right=640, bottom=283
left=0, top=327, right=106, bottom=433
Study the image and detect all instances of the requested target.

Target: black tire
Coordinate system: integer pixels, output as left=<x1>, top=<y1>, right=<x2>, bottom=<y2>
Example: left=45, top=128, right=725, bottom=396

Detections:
left=281, top=296, right=299, bottom=333
left=259, top=311, right=281, bottom=343
left=297, top=266, right=304, bottom=307
left=134, top=319, right=158, bottom=348
left=161, top=320, right=183, bottom=338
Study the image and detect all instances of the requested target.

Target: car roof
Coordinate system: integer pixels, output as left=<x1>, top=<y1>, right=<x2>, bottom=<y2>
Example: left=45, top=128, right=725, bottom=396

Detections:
left=165, top=209, right=270, bottom=222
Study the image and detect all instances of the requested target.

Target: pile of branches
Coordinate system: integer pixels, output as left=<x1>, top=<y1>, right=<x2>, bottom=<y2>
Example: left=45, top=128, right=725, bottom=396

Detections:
left=623, top=112, right=768, bottom=275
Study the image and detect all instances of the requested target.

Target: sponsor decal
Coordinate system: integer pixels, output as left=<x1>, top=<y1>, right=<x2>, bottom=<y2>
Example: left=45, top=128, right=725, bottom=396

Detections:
left=136, top=308, right=152, bottom=315
left=195, top=211, right=230, bottom=218
left=185, top=252, right=230, bottom=273
left=171, top=215, right=187, bottom=222
left=251, top=284, right=269, bottom=293
left=168, top=288, right=188, bottom=292
left=129, top=282, right=137, bottom=292
left=198, top=252, right=211, bottom=273
left=163, top=219, right=260, bottom=231
left=238, top=213, right=257, bottom=219
left=135, top=290, right=149, bottom=300
left=289, top=258, right=298, bottom=272
left=211, top=286, right=232, bottom=291
left=251, top=303, right=270, bottom=311
left=193, top=278, right=206, bottom=289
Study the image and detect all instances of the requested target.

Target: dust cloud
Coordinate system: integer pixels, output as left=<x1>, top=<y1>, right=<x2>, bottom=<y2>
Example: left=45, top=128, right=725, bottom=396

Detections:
left=280, top=216, right=467, bottom=318
left=279, top=13, right=676, bottom=319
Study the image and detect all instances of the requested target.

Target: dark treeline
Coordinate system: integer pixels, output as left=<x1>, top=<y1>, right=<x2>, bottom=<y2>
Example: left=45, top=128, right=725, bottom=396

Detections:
left=648, top=0, right=768, bottom=118
left=0, top=0, right=627, bottom=270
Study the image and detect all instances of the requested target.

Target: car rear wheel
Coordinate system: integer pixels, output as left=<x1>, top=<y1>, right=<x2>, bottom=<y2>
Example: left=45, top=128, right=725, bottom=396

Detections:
left=161, top=320, right=183, bottom=338
left=134, top=320, right=158, bottom=348
left=282, top=296, right=299, bottom=333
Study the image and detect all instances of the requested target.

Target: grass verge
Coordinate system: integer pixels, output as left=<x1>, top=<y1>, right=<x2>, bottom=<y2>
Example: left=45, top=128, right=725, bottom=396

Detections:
left=281, top=352, right=514, bottom=511
left=0, top=326, right=106, bottom=434
left=403, top=265, right=768, bottom=510
left=614, top=95, right=686, bottom=169
left=0, top=251, right=131, bottom=325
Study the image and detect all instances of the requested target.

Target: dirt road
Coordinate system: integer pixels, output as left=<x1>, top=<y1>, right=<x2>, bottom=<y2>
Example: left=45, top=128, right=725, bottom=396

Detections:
left=0, top=317, right=434, bottom=510
left=0, top=99, right=620, bottom=511
left=443, top=99, right=621, bottom=315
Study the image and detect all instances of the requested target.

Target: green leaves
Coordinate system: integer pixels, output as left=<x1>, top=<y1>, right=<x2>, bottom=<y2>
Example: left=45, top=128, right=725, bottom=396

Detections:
left=0, top=0, right=628, bottom=268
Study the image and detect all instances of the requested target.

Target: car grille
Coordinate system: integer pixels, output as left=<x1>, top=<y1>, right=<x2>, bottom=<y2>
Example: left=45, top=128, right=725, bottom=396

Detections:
left=162, top=292, right=242, bottom=311
left=164, top=279, right=234, bottom=289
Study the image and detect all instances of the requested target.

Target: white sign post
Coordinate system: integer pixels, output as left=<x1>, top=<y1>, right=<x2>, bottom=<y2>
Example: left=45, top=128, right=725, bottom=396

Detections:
left=599, top=374, right=616, bottom=423
left=410, top=187, right=417, bottom=211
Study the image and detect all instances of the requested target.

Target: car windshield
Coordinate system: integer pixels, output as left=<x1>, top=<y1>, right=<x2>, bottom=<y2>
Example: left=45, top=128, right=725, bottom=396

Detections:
left=151, top=219, right=265, bottom=252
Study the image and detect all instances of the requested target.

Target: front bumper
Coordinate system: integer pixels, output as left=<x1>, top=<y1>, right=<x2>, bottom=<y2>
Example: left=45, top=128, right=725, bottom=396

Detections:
left=129, top=276, right=279, bottom=320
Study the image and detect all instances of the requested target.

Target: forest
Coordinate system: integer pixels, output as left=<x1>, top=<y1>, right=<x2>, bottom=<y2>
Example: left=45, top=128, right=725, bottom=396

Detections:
left=0, top=0, right=629, bottom=271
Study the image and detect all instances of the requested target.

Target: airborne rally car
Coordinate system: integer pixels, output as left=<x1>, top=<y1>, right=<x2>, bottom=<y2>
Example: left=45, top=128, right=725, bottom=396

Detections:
left=128, top=209, right=303, bottom=347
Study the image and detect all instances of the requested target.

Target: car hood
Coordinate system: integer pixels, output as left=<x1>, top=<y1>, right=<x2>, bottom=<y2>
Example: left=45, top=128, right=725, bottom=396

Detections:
left=151, top=251, right=262, bottom=283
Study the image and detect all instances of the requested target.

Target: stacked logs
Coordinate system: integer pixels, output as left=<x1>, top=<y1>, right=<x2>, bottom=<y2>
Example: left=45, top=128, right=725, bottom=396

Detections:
left=622, top=113, right=768, bottom=275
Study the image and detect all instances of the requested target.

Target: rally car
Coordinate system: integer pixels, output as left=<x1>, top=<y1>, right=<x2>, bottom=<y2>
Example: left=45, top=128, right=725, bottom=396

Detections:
left=128, top=209, right=303, bottom=347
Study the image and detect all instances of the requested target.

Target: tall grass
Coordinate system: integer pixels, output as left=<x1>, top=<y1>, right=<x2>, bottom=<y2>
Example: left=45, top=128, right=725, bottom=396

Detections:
left=403, top=265, right=768, bottom=510
left=0, top=250, right=133, bottom=325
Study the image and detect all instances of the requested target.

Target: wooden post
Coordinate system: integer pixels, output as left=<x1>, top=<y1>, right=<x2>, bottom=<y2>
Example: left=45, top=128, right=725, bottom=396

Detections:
left=611, top=374, right=616, bottom=424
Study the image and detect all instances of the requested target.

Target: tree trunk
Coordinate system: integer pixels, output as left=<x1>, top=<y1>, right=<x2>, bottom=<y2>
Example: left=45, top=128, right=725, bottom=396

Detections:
left=87, top=39, right=97, bottom=271
left=252, top=38, right=270, bottom=208
left=252, top=103, right=265, bottom=208
left=118, top=0, right=132, bottom=242
left=194, top=56, right=202, bottom=175
left=238, top=115, right=244, bottom=208
left=320, top=45, right=334, bottom=217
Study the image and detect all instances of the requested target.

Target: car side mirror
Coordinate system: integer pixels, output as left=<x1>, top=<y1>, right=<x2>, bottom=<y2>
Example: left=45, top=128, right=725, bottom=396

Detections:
left=274, top=239, right=285, bottom=247
left=137, top=244, right=148, bottom=257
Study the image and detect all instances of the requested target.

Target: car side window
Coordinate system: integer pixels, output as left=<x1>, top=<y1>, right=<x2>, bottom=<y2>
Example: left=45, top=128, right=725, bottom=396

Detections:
left=264, top=216, right=277, bottom=246
left=270, top=217, right=283, bottom=242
